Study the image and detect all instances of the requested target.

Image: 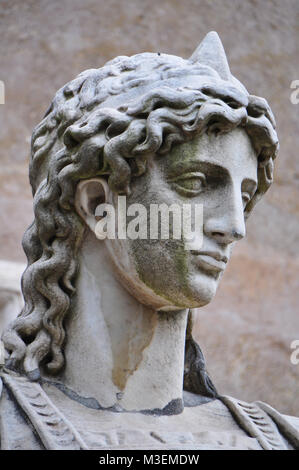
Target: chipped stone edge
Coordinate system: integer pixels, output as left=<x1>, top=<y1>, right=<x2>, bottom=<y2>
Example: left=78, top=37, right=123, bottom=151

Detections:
left=256, top=401, right=299, bottom=450
left=1, top=370, right=88, bottom=450
left=220, top=395, right=288, bottom=450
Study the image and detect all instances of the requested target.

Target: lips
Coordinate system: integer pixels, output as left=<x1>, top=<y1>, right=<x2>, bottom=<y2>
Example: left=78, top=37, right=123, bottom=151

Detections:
left=190, top=250, right=228, bottom=273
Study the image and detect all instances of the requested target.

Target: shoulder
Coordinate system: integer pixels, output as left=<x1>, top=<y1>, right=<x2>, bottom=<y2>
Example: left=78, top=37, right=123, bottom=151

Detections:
left=0, top=370, right=87, bottom=450
left=221, top=395, right=299, bottom=450
left=0, top=375, right=43, bottom=450
left=283, top=414, right=299, bottom=431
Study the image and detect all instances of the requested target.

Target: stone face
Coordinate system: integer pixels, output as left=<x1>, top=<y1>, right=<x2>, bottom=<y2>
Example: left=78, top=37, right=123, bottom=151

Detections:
left=2, top=28, right=278, bottom=406
left=0, top=0, right=298, bottom=418
left=2, top=28, right=298, bottom=450
left=1, top=21, right=299, bottom=450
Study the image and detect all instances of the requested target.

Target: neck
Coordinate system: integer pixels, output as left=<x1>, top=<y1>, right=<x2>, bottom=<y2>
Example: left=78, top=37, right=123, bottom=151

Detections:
left=61, top=232, right=188, bottom=413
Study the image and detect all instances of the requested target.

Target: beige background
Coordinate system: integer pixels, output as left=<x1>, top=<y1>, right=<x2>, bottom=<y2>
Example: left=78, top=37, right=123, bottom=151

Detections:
left=0, top=0, right=298, bottom=414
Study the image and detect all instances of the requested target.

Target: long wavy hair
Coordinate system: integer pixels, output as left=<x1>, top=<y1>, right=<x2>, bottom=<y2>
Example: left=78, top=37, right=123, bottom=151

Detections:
left=3, top=52, right=278, bottom=393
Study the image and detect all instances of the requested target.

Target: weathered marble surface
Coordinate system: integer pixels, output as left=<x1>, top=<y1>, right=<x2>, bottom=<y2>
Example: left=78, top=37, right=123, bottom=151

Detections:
left=0, top=0, right=298, bottom=417
left=1, top=371, right=299, bottom=450
left=1, top=27, right=298, bottom=451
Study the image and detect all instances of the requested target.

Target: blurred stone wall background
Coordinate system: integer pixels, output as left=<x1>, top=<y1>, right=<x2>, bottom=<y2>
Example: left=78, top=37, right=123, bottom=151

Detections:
left=0, top=0, right=298, bottom=414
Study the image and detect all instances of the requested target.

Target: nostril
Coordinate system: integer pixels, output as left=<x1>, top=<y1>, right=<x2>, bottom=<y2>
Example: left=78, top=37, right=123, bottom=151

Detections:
left=212, top=232, right=225, bottom=238
left=232, top=230, right=243, bottom=240
left=209, top=230, right=244, bottom=242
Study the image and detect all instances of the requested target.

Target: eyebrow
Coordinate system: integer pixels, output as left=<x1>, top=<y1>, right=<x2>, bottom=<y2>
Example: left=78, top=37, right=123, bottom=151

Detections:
left=166, top=159, right=258, bottom=187
left=166, top=160, right=227, bottom=178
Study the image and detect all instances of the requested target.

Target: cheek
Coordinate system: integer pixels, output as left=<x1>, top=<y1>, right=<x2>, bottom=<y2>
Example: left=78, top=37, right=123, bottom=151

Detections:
left=131, top=238, right=185, bottom=276
left=130, top=238, right=188, bottom=297
left=130, top=239, right=218, bottom=307
left=107, top=234, right=221, bottom=308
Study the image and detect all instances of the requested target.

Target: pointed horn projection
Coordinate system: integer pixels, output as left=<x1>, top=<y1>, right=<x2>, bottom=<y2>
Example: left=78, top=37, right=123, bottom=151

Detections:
left=189, top=31, right=231, bottom=80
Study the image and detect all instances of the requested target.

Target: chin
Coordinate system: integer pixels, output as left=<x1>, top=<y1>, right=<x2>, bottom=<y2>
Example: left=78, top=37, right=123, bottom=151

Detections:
left=157, top=274, right=219, bottom=310
left=183, top=272, right=219, bottom=308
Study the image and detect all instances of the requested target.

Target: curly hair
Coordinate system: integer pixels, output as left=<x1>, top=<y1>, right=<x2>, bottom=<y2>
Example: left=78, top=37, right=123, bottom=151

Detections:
left=3, top=52, right=278, bottom=385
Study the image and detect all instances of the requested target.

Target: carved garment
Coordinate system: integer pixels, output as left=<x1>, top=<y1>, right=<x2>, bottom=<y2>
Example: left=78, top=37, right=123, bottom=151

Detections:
left=1, top=370, right=299, bottom=450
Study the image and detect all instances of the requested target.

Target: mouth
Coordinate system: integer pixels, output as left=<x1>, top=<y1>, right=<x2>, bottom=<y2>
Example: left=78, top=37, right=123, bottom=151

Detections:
left=190, top=250, right=228, bottom=274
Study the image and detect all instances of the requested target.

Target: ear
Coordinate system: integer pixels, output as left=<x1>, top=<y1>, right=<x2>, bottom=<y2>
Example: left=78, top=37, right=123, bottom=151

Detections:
left=75, top=178, right=110, bottom=236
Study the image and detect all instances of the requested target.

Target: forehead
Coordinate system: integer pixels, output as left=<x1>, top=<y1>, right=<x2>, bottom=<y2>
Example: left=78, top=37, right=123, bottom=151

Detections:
left=163, top=128, right=258, bottom=183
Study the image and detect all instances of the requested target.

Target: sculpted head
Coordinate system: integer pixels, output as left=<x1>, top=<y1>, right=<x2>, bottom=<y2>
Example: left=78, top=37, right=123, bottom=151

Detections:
left=3, top=32, right=278, bottom=377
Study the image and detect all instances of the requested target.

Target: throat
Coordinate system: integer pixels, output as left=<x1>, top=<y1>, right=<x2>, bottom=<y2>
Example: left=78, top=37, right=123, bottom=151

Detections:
left=59, top=234, right=189, bottom=413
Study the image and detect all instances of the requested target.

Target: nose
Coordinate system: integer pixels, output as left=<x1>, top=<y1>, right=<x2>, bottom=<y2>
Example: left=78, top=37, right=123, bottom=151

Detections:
left=204, top=189, right=246, bottom=244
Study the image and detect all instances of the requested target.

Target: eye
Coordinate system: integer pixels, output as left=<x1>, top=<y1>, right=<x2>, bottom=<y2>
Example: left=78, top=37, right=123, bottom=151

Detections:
left=242, top=192, right=251, bottom=208
left=241, top=180, right=257, bottom=210
left=168, top=172, right=207, bottom=197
